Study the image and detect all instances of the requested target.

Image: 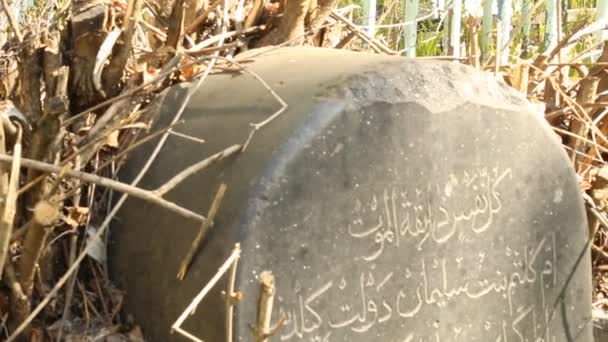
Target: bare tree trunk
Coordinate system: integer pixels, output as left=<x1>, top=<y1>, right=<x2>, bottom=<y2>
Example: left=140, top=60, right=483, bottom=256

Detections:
left=69, top=0, right=111, bottom=112
left=256, top=0, right=312, bottom=46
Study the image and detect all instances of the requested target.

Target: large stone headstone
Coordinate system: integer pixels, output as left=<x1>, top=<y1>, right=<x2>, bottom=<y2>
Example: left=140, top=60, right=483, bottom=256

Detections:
left=108, top=47, right=593, bottom=341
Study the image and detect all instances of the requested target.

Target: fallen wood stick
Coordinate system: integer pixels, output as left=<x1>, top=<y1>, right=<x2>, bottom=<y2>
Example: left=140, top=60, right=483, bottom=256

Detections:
left=177, top=182, right=227, bottom=280
left=0, top=0, right=22, bottom=42
left=253, top=271, right=285, bottom=341
left=255, top=271, right=275, bottom=342
left=0, top=153, right=206, bottom=223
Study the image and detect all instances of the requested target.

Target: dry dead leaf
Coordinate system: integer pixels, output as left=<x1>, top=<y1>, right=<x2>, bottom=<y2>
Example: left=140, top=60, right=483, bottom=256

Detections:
left=143, top=65, right=159, bottom=85
left=86, top=226, right=107, bottom=263
left=64, top=206, right=90, bottom=228
left=105, top=130, right=120, bottom=148
left=180, top=58, right=200, bottom=80
left=113, top=0, right=127, bottom=11
left=181, top=64, right=196, bottom=80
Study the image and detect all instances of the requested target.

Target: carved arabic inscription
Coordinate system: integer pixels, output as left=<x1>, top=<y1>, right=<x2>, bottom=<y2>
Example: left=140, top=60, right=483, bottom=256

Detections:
left=277, top=167, right=559, bottom=341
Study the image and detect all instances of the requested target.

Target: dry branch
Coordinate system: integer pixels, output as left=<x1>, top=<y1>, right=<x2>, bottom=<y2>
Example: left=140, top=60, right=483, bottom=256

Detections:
left=105, top=0, right=144, bottom=95
left=156, top=144, right=241, bottom=195
left=177, top=182, right=227, bottom=280
left=0, top=0, right=22, bottom=42
left=253, top=271, right=285, bottom=341
left=244, top=0, right=265, bottom=29
left=0, top=153, right=206, bottom=222
left=569, top=77, right=600, bottom=167
left=18, top=200, right=61, bottom=297
left=70, top=0, right=111, bottom=110
left=254, top=271, right=275, bottom=342
left=225, top=250, right=241, bottom=342
left=0, top=127, right=19, bottom=267
left=186, top=2, right=221, bottom=34
left=0, top=115, right=9, bottom=280
left=167, top=0, right=186, bottom=49
left=18, top=34, right=43, bottom=122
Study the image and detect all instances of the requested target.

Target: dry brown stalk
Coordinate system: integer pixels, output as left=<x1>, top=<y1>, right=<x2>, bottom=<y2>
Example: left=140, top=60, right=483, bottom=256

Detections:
left=334, top=31, right=357, bottom=49
left=0, top=113, right=9, bottom=280
left=255, top=271, right=275, bottom=342
left=309, top=0, right=338, bottom=33
left=517, top=64, right=530, bottom=94
left=552, top=126, right=608, bottom=155
left=225, top=249, right=241, bottom=342
left=550, top=77, right=608, bottom=148
left=104, top=0, right=143, bottom=95
left=42, top=33, right=62, bottom=98
left=93, top=29, right=122, bottom=97
left=244, top=0, right=265, bottom=29
left=531, top=20, right=587, bottom=74
left=0, top=0, right=22, bottom=43
left=466, top=16, right=480, bottom=69
left=255, top=0, right=315, bottom=46
left=186, top=2, right=221, bottom=34
left=569, top=77, right=600, bottom=167
left=105, top=0, right=143, bottom=95
left=18, top=34, right=43, bottom=122
left=6, top=43, right=226, bottom=342
left=9, top=220, right=31, bottom=243
left=187, top=26, right=263, bottom=54
left=18, top=200, right=61, bottom=296
left=4, top=262, right=27, bottom=335
left=185, top=0, right=206, bottom=28
left=64, top=53, right=229, bottom=127
left=70, top=0, right=111, bottom=111
left=0, top=125, right=19, bottom=280
left=0, top=153, right=207, bottom=222
left=167, top=0, right=187, bottom=49
left=96, top=122, right=183, bottom=172
left=76, top=91, right=141, bottom=164
left=4, top=263, right=26, bottom=304
left=254, top=271, right=285, bottom=341
left=56, top=156, right=82, bottom=342
left=526, top=57, right=608, bottom=151
left=156, top=144, right=242, bottom=195
left=253, top=0, right=338, bottom=47
left=593, top=245, right=608, bottom=260
left=176, top=182, right=227, bottom=280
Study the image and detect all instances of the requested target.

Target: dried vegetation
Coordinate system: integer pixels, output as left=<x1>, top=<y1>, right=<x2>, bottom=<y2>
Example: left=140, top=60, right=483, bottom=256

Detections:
left=0, top=0, right=606, bottom=340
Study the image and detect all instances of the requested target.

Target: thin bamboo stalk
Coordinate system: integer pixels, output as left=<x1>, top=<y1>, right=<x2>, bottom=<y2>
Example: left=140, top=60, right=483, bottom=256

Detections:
left=481, top=0, right=494, bottom=61
left=497, top=0, right=512, bottom=65
left=545, top=0, right=559, bottom=51
left=521, top=0, right=533, bottom=52
left=596, top=0, right=608, bottom=45
left=451, top=0, right=463, bottom=58
left=362, top=0, right=377, bottom=35
left=403, top=0, right=419, bottom=56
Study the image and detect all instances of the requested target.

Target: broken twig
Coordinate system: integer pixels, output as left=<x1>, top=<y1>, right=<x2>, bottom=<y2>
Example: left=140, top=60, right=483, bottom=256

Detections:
left=177, top=182, right=228, bottom=280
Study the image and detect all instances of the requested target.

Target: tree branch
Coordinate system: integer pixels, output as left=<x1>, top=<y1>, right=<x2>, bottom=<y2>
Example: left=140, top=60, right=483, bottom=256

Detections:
left=155, top=144, right=241, bottom=196
left=0, top=153, right=206, bottom=223
left=177, top=183, right=227, bottom=280
left=0, top=0, right=22, bottom=42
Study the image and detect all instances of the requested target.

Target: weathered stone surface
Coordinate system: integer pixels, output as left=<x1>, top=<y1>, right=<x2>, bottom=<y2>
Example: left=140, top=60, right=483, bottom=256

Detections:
left=108, top=47, right=593, bottom=341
